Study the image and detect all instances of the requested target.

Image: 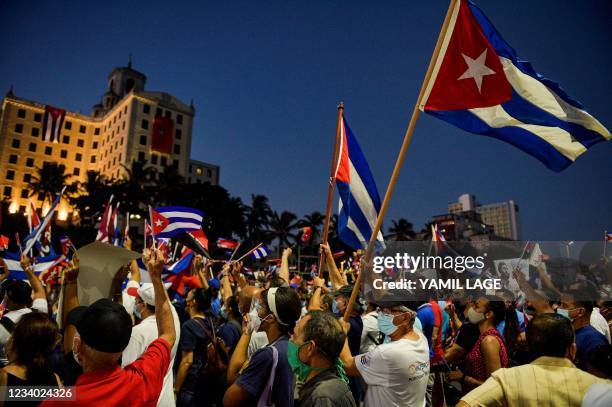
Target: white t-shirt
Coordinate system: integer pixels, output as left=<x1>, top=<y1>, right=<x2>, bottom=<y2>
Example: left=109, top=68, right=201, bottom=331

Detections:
left=361, top=311, right=380, bottom=353
left=0, top=299, right=49, bottom=346
left=247, top=331, right=269, bottom=358
left=121, top=306, right=181, bottom=407
left=590, top=308, right=611, bottom=344
left=356, top=332, right=430, bottom=407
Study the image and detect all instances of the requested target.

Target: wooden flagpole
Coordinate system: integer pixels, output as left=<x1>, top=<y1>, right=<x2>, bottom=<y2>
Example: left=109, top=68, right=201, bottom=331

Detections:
left=343, top=0, right=458, bottom=321
left=318, top=102, right=345, bottom=277
left=234, top=243, right=263, bottom=263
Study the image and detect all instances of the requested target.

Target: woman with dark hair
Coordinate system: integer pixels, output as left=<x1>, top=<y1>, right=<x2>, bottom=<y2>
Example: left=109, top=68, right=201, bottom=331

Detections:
left=451, top=296, right=513, bottom=392
left=218, top=295, right=242, bottom=355
left=225, top=286, right=302, bottom=407
left=0, top=313, right=62, bottom=405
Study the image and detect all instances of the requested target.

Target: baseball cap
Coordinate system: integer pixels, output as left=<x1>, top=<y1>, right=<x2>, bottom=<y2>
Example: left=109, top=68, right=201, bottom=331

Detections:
left=137, top=283, right=156, bottom=307
left=208, top=278, right=220, bottom=290
left=75, top=298, right=132, bottom=353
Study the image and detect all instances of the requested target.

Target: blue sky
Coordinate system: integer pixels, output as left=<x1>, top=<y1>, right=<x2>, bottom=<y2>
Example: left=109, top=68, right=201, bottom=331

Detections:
left=1, top=0, right=610, bottom=239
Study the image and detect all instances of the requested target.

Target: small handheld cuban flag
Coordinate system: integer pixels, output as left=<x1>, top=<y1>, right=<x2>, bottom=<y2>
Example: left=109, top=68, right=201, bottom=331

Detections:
left=251, top=245, right=269, bottom=260
left=23, top=187, right=65, bottom=253
left=150, top=206, right=203, bottom=239
left=419, top=0, right=610, bottom=171
left=41, top=105, right=66, bottom=143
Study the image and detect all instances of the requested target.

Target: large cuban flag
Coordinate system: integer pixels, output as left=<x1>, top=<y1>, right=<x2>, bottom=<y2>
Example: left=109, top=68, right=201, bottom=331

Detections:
left=41, top=105, right=66, bottom=143
left=420, top=0, right=610, bottom=171
left=335, top=116, right=384, bottom=250
left=151, top=206, right=203, bottom=239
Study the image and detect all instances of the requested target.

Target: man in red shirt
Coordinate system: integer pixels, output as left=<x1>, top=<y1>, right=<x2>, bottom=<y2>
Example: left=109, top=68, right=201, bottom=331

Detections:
left=42, top=248, right=175, bottom=407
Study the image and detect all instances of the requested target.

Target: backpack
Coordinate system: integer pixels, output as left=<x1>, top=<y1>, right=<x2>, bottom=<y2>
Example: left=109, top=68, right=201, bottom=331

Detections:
left=192, top=317, right=229, bottom=377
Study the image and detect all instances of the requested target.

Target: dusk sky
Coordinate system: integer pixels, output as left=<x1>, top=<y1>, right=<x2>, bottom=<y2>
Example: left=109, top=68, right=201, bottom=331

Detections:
left=1, top=0, right=610, bottom=240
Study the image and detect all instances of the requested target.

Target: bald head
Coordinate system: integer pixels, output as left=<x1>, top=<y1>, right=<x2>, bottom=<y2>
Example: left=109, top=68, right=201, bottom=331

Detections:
left=239, top=286, right=262, bottom=316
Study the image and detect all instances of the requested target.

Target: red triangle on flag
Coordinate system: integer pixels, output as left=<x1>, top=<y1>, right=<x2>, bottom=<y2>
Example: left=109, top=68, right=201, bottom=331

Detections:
left=423, top=0, right=512, bottom=111
left=150, top=209, right=170, bottom=235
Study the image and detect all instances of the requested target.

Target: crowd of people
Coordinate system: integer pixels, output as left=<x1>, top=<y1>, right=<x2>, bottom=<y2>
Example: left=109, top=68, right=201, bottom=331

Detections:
left=0, top=240, right=609, bottom=407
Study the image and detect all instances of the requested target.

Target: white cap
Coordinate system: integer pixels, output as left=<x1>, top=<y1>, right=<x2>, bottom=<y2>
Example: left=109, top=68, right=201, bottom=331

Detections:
left=137, top=283, right=156, bottom=306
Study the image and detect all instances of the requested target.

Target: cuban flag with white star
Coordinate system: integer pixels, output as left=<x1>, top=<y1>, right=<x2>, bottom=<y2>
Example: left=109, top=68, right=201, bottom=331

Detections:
left=420, top=0, right=610, bottom=171
left=151, top=206, right=203, bottom=239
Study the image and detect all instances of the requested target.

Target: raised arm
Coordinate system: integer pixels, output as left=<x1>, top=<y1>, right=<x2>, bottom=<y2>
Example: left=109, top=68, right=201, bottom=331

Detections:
left=308, top=276, right=326, bottom=311
left=20, top=254, right=46, bottom=301
left=279, top=247, right=291, bottom=283
left=145, top=248, right=176, bottom=347
left=61, top=256, right=80, bottom=328
left=321, top=243, right=344, bottom=290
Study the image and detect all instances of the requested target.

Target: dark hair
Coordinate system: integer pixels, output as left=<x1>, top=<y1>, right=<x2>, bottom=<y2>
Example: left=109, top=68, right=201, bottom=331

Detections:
left=11, top=313, right=60, bottom=385
left=268, top=275, right=288, bottom=288
left=484, top=295, right=520, bottom=351
left=260, top=287, right=301, bottom=334
left=226, top=295, right=240, bottom=320
left=565, top=287, right=595, bottom=314
left=303, top=310, right=346, bottom=362
left=527, top=313, right=574, bottom=358
left=191, top=287, right=213, bottom=314
left=320, top=294, right=334, bottom=311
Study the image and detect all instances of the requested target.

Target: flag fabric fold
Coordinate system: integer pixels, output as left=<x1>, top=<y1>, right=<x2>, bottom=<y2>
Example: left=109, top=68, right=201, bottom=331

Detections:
left=335, top=115, right=384, bottom=250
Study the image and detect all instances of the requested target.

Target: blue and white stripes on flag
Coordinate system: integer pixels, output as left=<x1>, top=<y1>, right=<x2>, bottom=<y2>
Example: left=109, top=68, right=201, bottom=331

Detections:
left=1, top=252, right=64, bottom=280
left=41, top=106, right=66, bottom=143
left=23, top=187, right=65, bottom=253
left=251, top=245, right=269, bottom=260
left=152, top=206, right=203, bottom=239
left=420, top=0, right=610, bottom=171
left=335, top=116, right=385, bottom=250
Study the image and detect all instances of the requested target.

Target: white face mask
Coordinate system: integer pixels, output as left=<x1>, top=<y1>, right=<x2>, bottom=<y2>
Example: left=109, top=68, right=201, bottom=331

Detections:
left=467, top=307, right=486, bottom=325
left=72, top=334, right=82, bottom=366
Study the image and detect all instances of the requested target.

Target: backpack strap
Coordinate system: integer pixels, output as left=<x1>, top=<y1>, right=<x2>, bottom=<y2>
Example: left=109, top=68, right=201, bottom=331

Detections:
left=257, top=345, right=278, bottom=407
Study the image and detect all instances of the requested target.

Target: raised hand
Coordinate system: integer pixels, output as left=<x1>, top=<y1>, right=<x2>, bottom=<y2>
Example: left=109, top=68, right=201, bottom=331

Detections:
left=145, top=248, right=165, bottom=280
left=282, top=247, right=292, bottom=258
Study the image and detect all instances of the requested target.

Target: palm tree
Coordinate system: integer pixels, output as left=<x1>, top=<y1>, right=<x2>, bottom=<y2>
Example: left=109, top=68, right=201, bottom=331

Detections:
left=267, top=211, right=299, bottom=255
left=68, top=170, right=110, bottom=227
left=245, top=194, right=272, bottom=243
left=156, top=165, right=185, bottom=205
left=29, top=162, right=72, bottom=206
left=120, top=160, right=156, bottom=212
left=388, top=218, right=416, bottom=241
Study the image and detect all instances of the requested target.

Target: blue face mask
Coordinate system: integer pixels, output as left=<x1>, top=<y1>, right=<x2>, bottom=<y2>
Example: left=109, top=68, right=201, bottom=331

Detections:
left=556, top=308, right=571, bottom=320
left=332, top=300, right=340, bottom=316
left=220, top=306, right=227, bottom=321
left=377, top=313, right=398, bottom=336
left=134, top=304, right=142, bottom=320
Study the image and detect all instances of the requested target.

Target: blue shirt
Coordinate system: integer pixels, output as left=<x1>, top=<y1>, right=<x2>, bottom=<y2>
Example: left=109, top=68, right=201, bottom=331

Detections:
left=417, top=303, right=435, bottom=359
left=496, top=309, right=526, bottom=336
left=237, top=335, right=295, bottom=406
left=575, top=325, right=608, bottom=371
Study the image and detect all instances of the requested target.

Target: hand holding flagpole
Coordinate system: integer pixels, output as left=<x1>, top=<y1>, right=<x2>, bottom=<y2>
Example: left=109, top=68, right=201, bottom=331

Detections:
left=343, top=0, right=459, bottom=322
left=318, top=102, right=345, bottom=277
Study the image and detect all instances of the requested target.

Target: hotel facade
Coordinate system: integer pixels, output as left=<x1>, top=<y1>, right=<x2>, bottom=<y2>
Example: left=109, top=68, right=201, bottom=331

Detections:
left=0, top=60, right=219, bottom=220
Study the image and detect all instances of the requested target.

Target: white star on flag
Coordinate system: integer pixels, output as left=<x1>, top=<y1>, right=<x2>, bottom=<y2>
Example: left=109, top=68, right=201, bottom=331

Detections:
left=458, top=49, right=496, bottom=93
left=155, top=219, right=164, bottom=227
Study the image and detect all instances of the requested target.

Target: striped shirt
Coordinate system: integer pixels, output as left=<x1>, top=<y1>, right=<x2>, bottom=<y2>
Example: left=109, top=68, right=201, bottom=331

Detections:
left=461, top=356, right=611, bottom=407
